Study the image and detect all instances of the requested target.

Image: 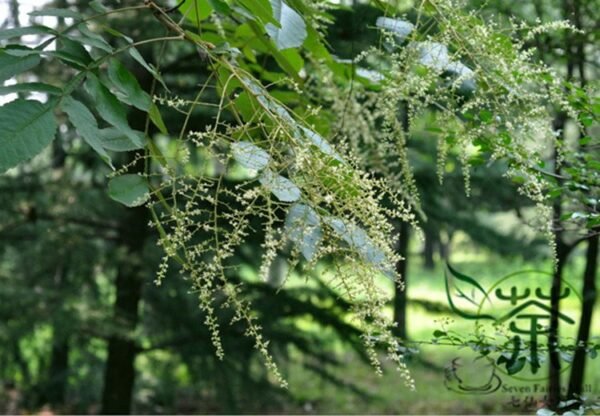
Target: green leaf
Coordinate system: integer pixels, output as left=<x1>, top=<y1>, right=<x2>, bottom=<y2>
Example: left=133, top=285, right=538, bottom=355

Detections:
left=61, top=96, right=112, bottom=167
left=276, top=48, right=304, bottom=73
left=89, top=1, right=110, bottom=13
left=0, top=99, right=57, bottom=173
left=98, top=128, right=145, bottom=152
left=51, top=38, right=92, bottom=68
left=285, top=203, right=322, bottom=261
left=0, top=25, right=56, bottom=41
left=433, top=330, right=447, bottom=338
left=29, top=8, right=82, bottom=19
left=207, top=0, right=232, bottom=14
left=265, top=0, right=307, bottom=50
left=259, top=169, right=301, bottom=202
left=149, top=103, right=168, bottom=135
left=479, top=109, right=493, bottom=123
left=236, top=0, right=277, bottom=26
left=180, top=0, right=213, bottom=23
left=84, top=74, right=144, bottom=147
left=0, top=82, right=62, bottom=96
left=231, top=141, right=270, bottom=170
left=66, top=34, right=112, bottom=53
left=0, top=50, right=41, bottom=82
left=108, top=174, right=150, bottom=207
left=2, top=46, right=40, bottom=57
left=72, top=24, right=113, bottom=53
left=107, top=59, right=152, bottom=111
left=128, top=47, right=168, bottom=91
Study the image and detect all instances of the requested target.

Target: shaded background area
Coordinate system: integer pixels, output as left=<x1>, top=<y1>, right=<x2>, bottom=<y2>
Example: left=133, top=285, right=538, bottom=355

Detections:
left=0, top=0, right=598, bottom=414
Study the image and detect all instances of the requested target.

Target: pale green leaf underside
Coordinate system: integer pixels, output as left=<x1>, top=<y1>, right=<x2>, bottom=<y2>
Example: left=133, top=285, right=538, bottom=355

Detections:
left=0, top=25, right=56, bottom=41
left=265, top=0, right=307, bottom=50
left=0, top=82, right=62, bottom=96
left=259, top=169, right=301, bottom=202
left=231, top=141, right=270, bottom=170
left=285, top=203, right=322, bottom=261
left=108, top=174, right=150, bottom=207
left=324, top=217, right=393, bottom=278
left=98, top=128, right=145, bottom=152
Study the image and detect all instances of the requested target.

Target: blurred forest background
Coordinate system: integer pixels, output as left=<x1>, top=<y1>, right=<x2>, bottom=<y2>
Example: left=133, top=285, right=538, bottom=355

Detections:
left=0, top=0, right=598, bottom=414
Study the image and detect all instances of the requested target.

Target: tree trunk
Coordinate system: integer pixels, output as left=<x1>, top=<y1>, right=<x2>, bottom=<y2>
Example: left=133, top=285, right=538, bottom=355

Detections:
left=46, top=339, right=69, bottom=407
left=393, top=221, right=410, bottom=339
left=422, top=227, right=436, bottom=270
left=547, top=111, right=568, bottom=410
left=547, top=239, right=569, bottom=410
left=394, top=102, right=411, bottom=340
left=100, top=204, right=148, bottom=414
left=100, top=61, right=154, bottom=413
left=45, top=265, right=70, bottom=408
left=567, top=232, right=598, bottom=401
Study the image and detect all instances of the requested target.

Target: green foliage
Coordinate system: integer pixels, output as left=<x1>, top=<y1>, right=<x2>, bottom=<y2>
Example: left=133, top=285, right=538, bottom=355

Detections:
left=0, top=51, right=41, bottom=83
left=0, top=99, right=57, bottom=173
left=0, top=0, right=596, bottom=397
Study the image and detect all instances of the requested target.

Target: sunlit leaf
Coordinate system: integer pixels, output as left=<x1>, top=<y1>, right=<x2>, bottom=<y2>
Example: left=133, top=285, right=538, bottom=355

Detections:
left=236, top=0, right=277, bottom=26
left=180, top=0, right=213, bottom=24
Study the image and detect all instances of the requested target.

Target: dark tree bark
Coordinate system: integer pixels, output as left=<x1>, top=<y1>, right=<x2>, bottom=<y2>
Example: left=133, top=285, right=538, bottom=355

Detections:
left=100, top=204, right=148, bottom=414
left=547, top=240, right=569, bottom=409
left=393, top=221, right=410, bottom=339
left=567, top=232, right=598, bottom=400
